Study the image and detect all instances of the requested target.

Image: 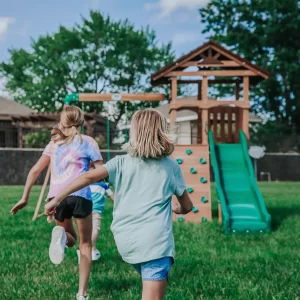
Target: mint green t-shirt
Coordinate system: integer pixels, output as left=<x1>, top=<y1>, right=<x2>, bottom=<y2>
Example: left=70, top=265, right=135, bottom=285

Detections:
left=103, top=154, right=186, bottom=264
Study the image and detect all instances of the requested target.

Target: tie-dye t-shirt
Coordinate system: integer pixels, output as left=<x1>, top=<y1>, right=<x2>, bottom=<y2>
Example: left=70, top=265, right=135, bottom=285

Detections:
left=43, top=135, right=102, bottom=200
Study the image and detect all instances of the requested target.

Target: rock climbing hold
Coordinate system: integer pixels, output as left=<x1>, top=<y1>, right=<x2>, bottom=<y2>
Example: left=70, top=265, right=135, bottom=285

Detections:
left=178, top=217, right=184, bottom=222
left=186, top=149, right=192, bottom=155
left=202, top=217, right=207, bottom=222
left=187, top=187, right=194, bottom=193
left=190, top=167, right=197, bottom=174
left=192, top=207, right=198, bottom=213
left=199, top=158, right=206, bottom=164
left=201, top=196, right=208, bottom=203
left=176, top=158, right=183, bottom=164
left=200, top=177, right=207, bottom=183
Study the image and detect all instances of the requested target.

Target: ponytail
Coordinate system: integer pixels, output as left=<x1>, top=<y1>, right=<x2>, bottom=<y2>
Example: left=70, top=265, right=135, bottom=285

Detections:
left=58, top=106, right=84, bottom=145
left=62, top=126, right=82, bottom=145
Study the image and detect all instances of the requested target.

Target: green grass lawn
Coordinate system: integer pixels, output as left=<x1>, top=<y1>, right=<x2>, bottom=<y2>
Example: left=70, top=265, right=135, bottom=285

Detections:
left=1, top=183, right=300, bottom=300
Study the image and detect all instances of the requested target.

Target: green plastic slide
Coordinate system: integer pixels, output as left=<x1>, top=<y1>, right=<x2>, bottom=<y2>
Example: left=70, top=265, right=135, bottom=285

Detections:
left=208, top=130, right=271, bottom=233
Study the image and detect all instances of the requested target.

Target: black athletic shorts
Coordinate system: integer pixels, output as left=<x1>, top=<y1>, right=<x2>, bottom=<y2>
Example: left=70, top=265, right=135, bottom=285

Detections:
left=48, top=196, right=92, bottom=222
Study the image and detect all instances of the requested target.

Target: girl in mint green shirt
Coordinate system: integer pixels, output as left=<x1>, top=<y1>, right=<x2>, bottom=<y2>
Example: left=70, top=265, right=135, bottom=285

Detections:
left=46, top=109, right=193, bottom=300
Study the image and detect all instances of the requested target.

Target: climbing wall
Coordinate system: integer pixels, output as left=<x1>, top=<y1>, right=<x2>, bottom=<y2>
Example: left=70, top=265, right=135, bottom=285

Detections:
left=172, top=145, right=212, bottom=223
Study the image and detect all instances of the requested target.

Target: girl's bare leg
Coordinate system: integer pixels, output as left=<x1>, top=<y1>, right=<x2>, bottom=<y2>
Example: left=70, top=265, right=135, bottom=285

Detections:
left=91, top=229, right=99, bottom=251
left=75, top=214, right=93, bottom=297
left=142, top=279, right=168, bottom=300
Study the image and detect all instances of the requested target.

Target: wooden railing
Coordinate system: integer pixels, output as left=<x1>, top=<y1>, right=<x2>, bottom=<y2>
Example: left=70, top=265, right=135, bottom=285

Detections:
left=208, top=106, right=243, bottom=143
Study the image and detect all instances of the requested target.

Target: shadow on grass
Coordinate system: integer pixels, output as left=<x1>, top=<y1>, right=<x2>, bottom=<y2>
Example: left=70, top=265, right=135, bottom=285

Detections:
left=92, top=277, right=139, bottom=298
left=211, top=204, right=300, bottom=232
left=268, top=206, right=300, bottom=230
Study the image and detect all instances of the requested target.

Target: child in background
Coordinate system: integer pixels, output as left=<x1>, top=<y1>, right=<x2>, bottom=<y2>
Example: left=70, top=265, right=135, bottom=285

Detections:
left=45, top=109, right=193, bottom=300
left=77, top=162, right=114, bottom=263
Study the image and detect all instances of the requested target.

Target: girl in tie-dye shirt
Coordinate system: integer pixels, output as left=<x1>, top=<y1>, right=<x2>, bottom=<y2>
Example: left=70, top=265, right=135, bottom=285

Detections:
left=11, top=106, right=102, bottom=300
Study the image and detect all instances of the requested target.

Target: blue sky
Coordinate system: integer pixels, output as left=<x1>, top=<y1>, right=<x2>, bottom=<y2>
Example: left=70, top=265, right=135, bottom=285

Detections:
left=0, top=0, right=210, bottom=95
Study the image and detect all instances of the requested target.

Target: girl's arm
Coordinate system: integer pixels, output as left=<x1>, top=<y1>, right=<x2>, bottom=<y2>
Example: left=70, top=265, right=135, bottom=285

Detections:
left=44, top=166, right=108, bottom=215
left=173, top=190, right=193, bottom=215
left=94, top=160, right=104, bottom=167
left=11, top=155, right=50, bottom=215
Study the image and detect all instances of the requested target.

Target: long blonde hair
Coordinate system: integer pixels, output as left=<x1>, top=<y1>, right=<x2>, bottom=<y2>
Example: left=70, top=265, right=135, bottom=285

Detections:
left=123, top=109, right=176, bottom=158
left=58, top=106, right=84, bottom=145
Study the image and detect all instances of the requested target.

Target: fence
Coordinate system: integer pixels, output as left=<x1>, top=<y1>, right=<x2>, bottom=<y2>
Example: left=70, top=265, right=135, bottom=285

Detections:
left=0, top=148, right=126, bottom=185
left=0, top=148, right=299, bottom=185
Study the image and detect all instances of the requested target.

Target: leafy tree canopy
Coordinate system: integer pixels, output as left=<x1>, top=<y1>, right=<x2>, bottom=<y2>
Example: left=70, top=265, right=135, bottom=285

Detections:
left=0, top=11, right=176, bottom=123
left=200, top=0, right=300, bottom=132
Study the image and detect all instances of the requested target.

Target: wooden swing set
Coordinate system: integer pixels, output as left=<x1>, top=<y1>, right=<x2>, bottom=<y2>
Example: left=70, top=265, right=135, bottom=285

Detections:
left=32, top=92, right=165, bottom=221
left=33, top=40, right=269, bottom=223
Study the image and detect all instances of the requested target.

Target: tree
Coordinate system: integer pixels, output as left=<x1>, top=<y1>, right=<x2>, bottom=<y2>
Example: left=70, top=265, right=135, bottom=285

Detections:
left=200, top=0, right=300, bottom=131
left=0, top=11, right=175, bottom=123
left=23, top=129, right=50, bottom=148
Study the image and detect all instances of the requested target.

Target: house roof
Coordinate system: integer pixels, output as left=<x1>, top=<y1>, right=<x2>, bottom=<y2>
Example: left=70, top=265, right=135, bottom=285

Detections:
left=151, top=40, right=270, bottom=86
left=155, top=96, right=262, bottom=123
left=6, top=112, right=113, bottom=128
left=0, top=97, right=34, bottom=115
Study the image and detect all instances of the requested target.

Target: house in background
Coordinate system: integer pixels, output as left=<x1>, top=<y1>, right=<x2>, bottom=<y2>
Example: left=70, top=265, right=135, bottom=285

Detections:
left=155, top=96, right=262, bottom=145
left=0, top=96, right=114, bottom=148
left=0, top=97, right=34, bottom=147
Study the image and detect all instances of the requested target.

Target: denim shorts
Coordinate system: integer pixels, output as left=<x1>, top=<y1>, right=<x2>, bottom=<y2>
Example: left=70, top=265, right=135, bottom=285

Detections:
left=132, top=257, right=173, bottom=281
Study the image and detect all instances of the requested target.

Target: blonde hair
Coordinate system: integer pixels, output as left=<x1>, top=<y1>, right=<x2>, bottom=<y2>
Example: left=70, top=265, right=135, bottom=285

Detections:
left=51, top=125, right=65, bottom=143
left=123, top=109, right=176, bottom=158
left=58, top=106, right=84, bottom=145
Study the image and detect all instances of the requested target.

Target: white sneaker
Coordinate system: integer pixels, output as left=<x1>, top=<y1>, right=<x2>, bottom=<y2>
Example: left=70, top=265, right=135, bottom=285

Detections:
left=76, top=249, right=100, bottom=264
left=49, top=226, right=67, bottom=265
left=92, top=249, right=101, bottom=261
left=76, top=296, right=89, bottom=300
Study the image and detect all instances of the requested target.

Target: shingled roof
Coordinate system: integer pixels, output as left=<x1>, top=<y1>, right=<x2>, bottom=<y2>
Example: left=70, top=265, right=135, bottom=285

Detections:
left=0, top=97, right=34, bottom=115
left=151, top=40, right=270, bottom=86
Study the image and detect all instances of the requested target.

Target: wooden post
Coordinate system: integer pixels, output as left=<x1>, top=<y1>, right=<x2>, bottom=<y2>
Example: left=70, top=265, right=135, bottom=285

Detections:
left=197, top=81, right=202, bottom=144
left=218, top=201, right=222, bottom=224
left=243, top=77, right=249, bottom=102
left=197, top=110, right=202, bottom=144
left=220, top=107, right=225, bottom=143
left=79, top=93, right=165, bottom=102
left=213, top=108, right=218, bottom=139
left=235, top=109, right=240, bottom=143
left=242, top=76, right=250, bottom=139
left=32, top=166, right=51, bottom=221
left=201, top=77, right=208, bottom=145
left=228, top=108, right=233, bottom=143
left=202, top=77, right=208, bottom=102
left=169, top=77, right=177, bottom=130
left=198, top=82, right=202, bottom=100
left=18, top=125, right=23, bottom=149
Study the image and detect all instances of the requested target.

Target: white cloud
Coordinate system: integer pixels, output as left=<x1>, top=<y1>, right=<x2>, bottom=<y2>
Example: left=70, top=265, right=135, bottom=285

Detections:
left=0, top=17, right=15, bottom=40
left=145, top=0, right=209, bottom=18
left=172, top=32, right=199, bottom=46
